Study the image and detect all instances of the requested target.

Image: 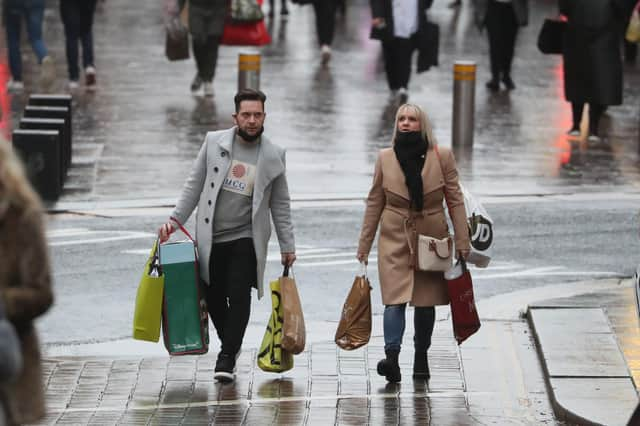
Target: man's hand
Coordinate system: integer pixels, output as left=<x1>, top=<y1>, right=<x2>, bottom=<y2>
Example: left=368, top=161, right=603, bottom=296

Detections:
left=158, top=222, right=175, bottom=243
left=356, top=252, right=368, bottom=264
left=281, top=252, right=296, bottom=267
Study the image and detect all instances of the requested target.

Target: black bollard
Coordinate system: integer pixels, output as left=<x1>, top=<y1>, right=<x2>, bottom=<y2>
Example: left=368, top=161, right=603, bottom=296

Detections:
left=12, top=129, right=62, bottom=201
left=28, top=94, right=72, bottom=112
left=20, top=118, right=68, bottom=181
left=23, top=105, right=72, bottom=173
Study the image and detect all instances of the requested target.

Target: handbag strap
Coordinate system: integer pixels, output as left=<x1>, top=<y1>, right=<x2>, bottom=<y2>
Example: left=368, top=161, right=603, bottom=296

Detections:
left=169, top=216, right=195, bottom=242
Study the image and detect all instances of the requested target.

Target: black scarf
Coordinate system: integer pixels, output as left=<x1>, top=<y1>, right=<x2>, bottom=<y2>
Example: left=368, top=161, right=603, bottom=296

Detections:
left=394, top=131, right=428, bottom=211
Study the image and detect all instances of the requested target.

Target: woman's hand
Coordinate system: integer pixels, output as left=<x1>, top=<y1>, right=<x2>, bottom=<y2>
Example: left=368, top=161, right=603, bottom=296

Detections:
left=457, top=249, right=470, bottom=261
left=372, top=17, right=386, bottom=29
left=158, top=222, right=175, bottom=243
left=357, top=252, right=368, bottom=264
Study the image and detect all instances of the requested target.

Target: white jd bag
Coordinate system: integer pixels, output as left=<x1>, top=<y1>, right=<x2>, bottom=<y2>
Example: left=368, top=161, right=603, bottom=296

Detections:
left=460, top=184, right=493, bottom=268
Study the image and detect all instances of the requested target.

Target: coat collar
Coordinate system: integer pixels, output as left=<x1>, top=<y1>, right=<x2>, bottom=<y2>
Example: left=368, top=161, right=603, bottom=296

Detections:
left=382, top=146, right=445, bottom=200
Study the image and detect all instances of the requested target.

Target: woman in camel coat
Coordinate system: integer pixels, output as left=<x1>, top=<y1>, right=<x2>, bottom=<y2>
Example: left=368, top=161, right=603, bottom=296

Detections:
left=0, top=141, right=54, bottom=425
left=357, top=104, right=469, bottom=383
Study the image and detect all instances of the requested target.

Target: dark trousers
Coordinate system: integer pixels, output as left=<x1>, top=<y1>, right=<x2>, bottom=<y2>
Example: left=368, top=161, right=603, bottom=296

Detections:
left=485, top=0, right=518, bottom=80
left=60, top=0, right=97, bottom=81
left=381, top=36, right=415, bottom=91
left=571, top=102, right=605, bottom=136
left=207, top=238, right=257, bottom=356
left=312, top=0, right=337, bottom=46
left=4, top=0, right=48, bottom=81
left=192, top=35, right=220, bottom=82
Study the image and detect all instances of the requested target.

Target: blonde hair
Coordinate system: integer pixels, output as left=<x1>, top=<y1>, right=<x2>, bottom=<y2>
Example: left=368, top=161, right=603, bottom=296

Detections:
left=0, top=139, right=42, bottom=213
left=391, top=103, right=438, bottom=148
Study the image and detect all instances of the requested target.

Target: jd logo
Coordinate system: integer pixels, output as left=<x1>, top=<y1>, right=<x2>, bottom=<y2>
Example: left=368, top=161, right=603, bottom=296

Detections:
left=469, top=214, right=492, bottom=251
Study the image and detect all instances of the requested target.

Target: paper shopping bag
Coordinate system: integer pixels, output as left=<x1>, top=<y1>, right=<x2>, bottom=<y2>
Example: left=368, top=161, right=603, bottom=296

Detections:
left=133, top=240, right=165, bottom=342
left=335, top=265, right=372, bottom=351
left=258, top=278, right=294, bottom=373
left=445, top=260, right=481, bottom=345
left=160, top=239, right=209, bottom=355
left=221, top=0, right=271, bottom=45
left=281, top=266, right=306, bottom=354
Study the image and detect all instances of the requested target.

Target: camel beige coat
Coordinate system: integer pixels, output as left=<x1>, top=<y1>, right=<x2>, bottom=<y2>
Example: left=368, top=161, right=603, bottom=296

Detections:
left=0, top=206, right=53, bottom=425
left=358, top=146, right=470, bottom=307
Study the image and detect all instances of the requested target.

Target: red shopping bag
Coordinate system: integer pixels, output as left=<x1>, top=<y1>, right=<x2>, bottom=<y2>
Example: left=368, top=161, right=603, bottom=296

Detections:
left=445, top=260, right=480, bottom=345
left=221, top=0, right=271, bottom=46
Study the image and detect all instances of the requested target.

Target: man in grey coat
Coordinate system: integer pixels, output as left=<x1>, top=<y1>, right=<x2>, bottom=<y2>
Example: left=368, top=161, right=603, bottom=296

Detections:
left=159, top=89, right=296, bottom=383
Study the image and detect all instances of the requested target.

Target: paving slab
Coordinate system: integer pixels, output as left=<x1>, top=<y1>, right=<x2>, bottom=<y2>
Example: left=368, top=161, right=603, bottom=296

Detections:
left=528, top=306, right=638, bottom=425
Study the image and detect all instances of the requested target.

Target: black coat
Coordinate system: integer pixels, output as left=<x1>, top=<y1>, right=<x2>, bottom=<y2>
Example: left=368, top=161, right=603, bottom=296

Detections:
left=369, top=0, right=438, bottom=72
left=559, top=0, right=632, bottom=105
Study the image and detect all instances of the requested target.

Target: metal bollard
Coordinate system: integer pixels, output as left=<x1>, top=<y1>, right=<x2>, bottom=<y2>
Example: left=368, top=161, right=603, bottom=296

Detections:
left=12, top=129, right=62, bottom=201
left=238, top=52, right=261, bottom=92
left=20, top=118, right=67, bottom=183
left=23, top=105, right=72, bottom=173
left=452, top=61, right=476, bottom=148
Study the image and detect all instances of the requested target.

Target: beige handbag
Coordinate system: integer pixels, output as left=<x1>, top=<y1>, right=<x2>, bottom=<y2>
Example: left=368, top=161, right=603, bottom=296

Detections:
left=416, top=235, right=453, bottom=271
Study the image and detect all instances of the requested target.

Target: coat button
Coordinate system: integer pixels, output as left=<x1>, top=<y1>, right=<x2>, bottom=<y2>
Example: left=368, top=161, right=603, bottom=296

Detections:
left=214, top=167, right=219, bottom=172
left=221, top=152, right=226, bottom=157
left=211, top=182, right=214, bottom=188
left=208, top=200, right=212, bottom=206
left=205, top=218, right=209, bottom=224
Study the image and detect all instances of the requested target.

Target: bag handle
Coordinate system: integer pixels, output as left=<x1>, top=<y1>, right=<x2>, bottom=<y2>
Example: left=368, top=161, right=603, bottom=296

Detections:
left=169, top=216, right=195, bottom=242
left=429, top=237, right=453, bottom=259
left=359, top=261, right=368, bottom=278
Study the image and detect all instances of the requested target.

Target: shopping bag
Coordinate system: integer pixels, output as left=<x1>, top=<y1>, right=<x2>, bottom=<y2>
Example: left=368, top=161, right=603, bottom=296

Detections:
left=537, top=18, right=566, bottom=54
left=258, top=278, right=294, bottom=373
left=133, top=240, right=165, bottom=342
left=160, top=222, right=209, bottom=355
left=445, top=260, right=480, bottom=345
left=280, top=266, right=306, bottom=354
left=165, top=17, right=190, bottom=61
left=230, top=0, right=264, bottom=23
left=335, top=263, right=372, bottom=351
left=627, top=9, right=640, bottom=43
left=221, top=0, right=271, bottom=46
left=460, top=184, right=493, bottom=268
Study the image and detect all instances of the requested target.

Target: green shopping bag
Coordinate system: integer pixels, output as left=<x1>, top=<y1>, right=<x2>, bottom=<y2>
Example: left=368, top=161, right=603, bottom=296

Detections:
left=132, top=240, right=164, bottom=342
left=160, top=222, right=209, bottom=355
left=257, top=277, right=294, bottom=373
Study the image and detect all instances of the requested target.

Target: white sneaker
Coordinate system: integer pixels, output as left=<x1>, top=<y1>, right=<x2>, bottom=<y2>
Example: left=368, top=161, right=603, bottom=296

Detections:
left=587, top=134, right=602, bottom=144
left=203, top=81, right=214, bottom=97
left=68, top=80, right=79, bottom=90
left=398, top=87, right=409, bottom=103
left=85, top=66, right=97, bottom=90
left=567, top=129, right=581, bottom=137
left=321, top=45, right=331, bottom=66
left=7, top=79, right=24, bottom=92
left=39, top=55, right=56, bottom=88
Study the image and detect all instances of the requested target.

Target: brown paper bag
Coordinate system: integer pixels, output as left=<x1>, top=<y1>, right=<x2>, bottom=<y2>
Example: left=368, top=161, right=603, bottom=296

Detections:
left=335, top=269, right=372, bottom=351
left=281, top=266, right=306, bottom=354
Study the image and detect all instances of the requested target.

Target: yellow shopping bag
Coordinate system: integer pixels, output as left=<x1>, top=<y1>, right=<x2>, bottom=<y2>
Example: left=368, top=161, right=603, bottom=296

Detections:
left=132, top=240, right=165, bottom=342
left=257, top=278, right=293, bottom=373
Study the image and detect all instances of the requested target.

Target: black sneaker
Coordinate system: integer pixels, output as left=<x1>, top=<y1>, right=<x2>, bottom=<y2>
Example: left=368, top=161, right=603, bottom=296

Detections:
left=190, top=73, right=203, bottom=93
left=214, top=353, right=236, bottom=383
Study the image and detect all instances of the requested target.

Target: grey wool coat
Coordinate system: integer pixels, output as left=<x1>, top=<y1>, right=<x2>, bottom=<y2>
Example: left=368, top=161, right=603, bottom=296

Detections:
left=170, top=128, right=295, bottom=300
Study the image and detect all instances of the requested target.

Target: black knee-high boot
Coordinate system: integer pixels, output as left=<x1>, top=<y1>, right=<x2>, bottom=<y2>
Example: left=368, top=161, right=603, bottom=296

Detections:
left=377, top=349, right=401, bottom=383
left=413, top=307, right=435, bottom=379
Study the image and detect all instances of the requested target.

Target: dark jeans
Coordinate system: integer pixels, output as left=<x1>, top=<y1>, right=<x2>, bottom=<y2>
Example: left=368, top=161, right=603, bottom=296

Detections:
left=60, top=0, right=97, bottom=81
left=571, top=102, right=605, bottom=136
left=383, top=304, right=436, bottom=352
left=485, top=0, right=518, bottom=80
left=381, top=36, right=416, bottom=91
left=207, top=238, right=257, bottom=356
left=192, top=35, right=220, bottom=82
left=312, top=0, right=338, bottom=46
left=4, top=0, right=48, bottom=81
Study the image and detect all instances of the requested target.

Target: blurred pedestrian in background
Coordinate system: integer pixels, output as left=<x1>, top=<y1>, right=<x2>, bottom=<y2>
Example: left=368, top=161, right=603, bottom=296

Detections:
left=0, top=296, right=22, bottom=426
left=60, top=0, right=98, bottom=91
left=356, top=104, right=470, bottom=383
left=0, top=140, right=54, bottom=426
left=475, top=0, right=528, bottom=91
left=178, top=0, right=227, bottom=97
left=268, top=0, right=289, bottom=17
left=312, top=0, right=338, bottom=66
left=369, top=0, right=434, bottom=103
left=560, top=0, right=632, bottom=143
left=3, top=0, right=56, bottom=92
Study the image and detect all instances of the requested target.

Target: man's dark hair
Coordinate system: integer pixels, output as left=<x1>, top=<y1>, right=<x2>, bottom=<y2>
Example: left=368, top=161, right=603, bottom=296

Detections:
left=234, top=89, right=267, bottom=112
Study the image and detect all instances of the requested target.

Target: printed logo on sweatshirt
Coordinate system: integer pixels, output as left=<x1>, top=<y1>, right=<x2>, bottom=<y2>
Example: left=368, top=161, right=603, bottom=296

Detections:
left=222, top=160, right=256, bottom=197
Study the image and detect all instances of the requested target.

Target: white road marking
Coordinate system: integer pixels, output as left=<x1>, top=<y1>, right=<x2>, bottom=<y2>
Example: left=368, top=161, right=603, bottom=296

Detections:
left=49, top=230, right=155, bottom=247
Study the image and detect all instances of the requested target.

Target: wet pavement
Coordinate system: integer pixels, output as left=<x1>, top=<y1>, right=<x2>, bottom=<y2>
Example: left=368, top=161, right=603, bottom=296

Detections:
left=4, top=0, right=640, bottom=204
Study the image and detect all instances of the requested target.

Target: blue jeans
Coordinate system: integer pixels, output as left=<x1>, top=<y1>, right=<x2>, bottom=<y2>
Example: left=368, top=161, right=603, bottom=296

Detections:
left=383, top=304, right=436, bottom=352
left=4, top=0, right=48, bottom=81
left=60, top=0, right=97, bottom=81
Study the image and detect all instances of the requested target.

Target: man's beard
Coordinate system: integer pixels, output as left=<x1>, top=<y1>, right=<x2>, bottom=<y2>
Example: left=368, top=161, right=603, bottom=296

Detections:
left=237, top=126, right=264, bottom=142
